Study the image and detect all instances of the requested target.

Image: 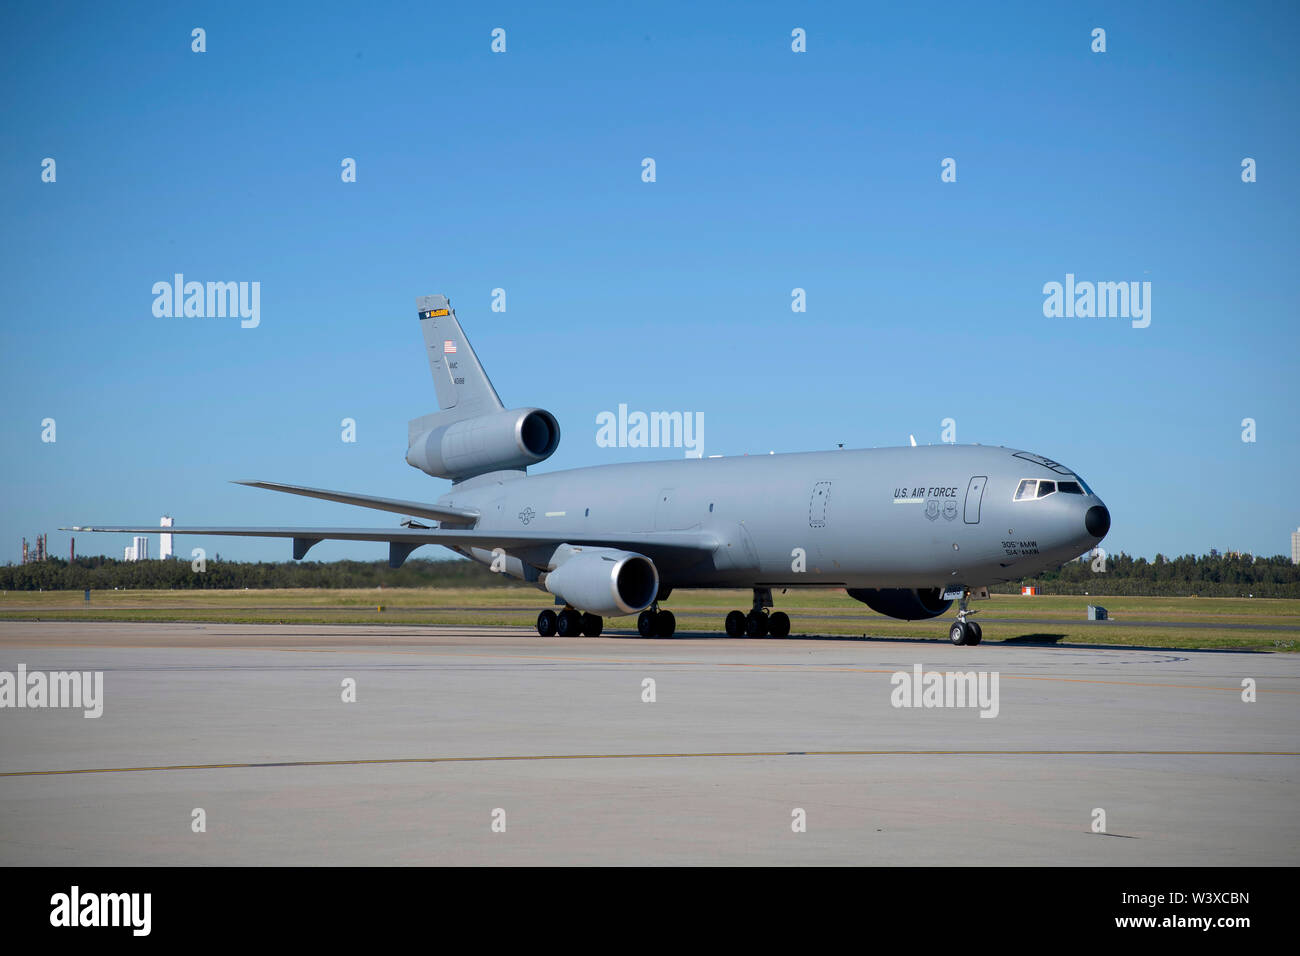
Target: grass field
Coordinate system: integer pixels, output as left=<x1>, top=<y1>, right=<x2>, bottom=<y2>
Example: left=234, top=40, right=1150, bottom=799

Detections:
left=2, top=587, right=1297, bottom=651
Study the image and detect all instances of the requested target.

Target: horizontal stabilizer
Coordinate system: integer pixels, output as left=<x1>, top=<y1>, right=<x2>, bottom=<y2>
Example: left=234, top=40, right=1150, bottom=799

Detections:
left=234, top=480, right=477, bottom=525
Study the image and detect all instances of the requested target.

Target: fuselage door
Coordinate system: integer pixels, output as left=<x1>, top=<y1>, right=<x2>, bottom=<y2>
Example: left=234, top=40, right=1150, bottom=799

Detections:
left=809, top=481, right=832, bottom=528
left=963, top=476, right=987, bottom=524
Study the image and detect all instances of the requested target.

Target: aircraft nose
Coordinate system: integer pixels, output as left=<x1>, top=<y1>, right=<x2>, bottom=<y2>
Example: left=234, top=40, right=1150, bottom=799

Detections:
left=1085, top=504, right=1110, bottom=539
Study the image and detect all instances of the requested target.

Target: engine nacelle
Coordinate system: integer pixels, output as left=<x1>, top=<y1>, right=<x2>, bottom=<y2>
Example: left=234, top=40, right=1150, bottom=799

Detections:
left=847, top=587, right=953, bottom=621
left=406, top=407, right=560, bottom=481
left=542, top=547, right=659, bottom=617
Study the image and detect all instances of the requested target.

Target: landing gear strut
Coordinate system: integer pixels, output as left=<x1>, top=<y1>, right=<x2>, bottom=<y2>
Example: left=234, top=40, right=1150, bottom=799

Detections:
left=948, top=588, right=982, bottom=646
left=724, top=588, right=791, bottom=638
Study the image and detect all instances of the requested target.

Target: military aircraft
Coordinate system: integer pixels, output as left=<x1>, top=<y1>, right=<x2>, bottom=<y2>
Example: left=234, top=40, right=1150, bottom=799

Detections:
left=69, top=294, right=1110, bottom=645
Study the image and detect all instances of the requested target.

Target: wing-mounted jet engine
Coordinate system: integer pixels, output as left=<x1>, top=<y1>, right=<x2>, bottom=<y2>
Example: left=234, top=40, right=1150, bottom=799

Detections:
left=405, top=295, right=560, bottom=482
left=535, top=545, right=660, bottom=637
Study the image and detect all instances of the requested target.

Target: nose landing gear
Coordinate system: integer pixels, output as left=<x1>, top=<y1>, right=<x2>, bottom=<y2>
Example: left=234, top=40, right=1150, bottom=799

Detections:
left=948, top=587, right=983, bottom=646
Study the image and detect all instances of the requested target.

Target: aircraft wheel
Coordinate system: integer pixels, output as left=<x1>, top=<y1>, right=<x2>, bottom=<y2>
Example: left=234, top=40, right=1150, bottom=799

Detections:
left=581, top=613, right=603, bottom=637
left=724, top=610, right=746, bottom=637
left=745, top=611, right=769, bottom=638
left=537, top=610, right=558, bottom=637
left=656, top=610, right=676, bottom=638
left=966, top=622, right=982, bottom=646
left=637, top=610, right=658, bottom=638
left=768, top=611, right=791, bottom=639
left=949, top=622, right=968, bottom=646
left=557, top=609, right=584, bottom=637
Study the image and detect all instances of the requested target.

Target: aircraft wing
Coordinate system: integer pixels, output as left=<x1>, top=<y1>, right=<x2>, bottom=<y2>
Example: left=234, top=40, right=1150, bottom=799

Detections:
left=63, top=524, right=719, bottom=567
left=232, top=479, right=479, bottom=524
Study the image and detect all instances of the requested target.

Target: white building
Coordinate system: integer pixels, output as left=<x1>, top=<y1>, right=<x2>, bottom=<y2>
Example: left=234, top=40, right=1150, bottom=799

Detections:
left=1292, top=527, right=1300, bottom=565
left=160, top=515, right=174, bottom=560
left=132, top=536, right=149, bottom=561
left=123, top=544, right=136, bottom=561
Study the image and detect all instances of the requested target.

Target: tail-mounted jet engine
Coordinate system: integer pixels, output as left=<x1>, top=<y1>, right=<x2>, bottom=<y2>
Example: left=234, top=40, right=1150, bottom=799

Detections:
left=846, top=587, right=953, bottom=621
left=406, top=407, right=560, bottom=481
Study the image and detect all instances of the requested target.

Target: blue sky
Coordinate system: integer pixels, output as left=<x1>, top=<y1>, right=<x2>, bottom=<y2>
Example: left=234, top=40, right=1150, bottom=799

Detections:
left=2, top=1, right=1297, bottom=564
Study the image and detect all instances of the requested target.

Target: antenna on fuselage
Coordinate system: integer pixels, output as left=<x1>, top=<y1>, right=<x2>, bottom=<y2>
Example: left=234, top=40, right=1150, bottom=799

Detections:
left=909, top=434, right=917, bottom=447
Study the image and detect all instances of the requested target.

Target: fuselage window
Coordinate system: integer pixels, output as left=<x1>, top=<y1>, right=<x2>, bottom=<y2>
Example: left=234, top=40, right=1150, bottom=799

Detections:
left=1014, top=479, right=1037, bottom=501
left=1057, top=481, right=1083, bottom=495
left=709, top=503, right=714, bottom=512
left=1037, top=480, right=1056, bottom=498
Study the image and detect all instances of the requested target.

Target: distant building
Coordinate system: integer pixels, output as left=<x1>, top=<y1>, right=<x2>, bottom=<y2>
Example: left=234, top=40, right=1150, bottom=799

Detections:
left=20, top=534, right=49, bottom=564
left=160, top=516, right=174, bottom=560
left=1209, top=548, right=1219, bottom=558
left=1292, top=527, right=1300, bottom=565
left=124, top=537, right=150, bottom=562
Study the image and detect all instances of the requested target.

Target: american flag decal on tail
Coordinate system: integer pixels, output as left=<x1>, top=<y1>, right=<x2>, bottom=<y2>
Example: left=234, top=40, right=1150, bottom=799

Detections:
left=443, top=340, right=457, bottom=354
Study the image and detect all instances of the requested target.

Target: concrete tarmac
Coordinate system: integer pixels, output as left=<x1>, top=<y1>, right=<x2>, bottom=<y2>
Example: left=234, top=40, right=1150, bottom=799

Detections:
left=1, top=621, right=1296, bottom=866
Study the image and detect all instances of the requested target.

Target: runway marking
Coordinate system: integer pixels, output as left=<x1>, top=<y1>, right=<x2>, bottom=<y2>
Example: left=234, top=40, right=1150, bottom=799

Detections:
left=3, top=750, right=1297, bottom=778
left=258, top=648, right=1300, bottom=694
left=2, top=642, right=1296, bottom=693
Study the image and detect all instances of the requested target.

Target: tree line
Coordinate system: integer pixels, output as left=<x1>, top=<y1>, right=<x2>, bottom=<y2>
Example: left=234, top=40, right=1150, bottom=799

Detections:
left=0, top=555, right=519, bottom=591
left=989, top=552, right=1299, bottom=598
left=1, top=552, right=1296, bottom=598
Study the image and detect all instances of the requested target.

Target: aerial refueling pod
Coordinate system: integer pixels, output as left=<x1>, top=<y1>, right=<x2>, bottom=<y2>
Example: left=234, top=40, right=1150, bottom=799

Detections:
left=541, top=546, right=659, bottom=617
left=846, top=587, right=953, bottom=621
left=405, top=407, right=560, bottom=481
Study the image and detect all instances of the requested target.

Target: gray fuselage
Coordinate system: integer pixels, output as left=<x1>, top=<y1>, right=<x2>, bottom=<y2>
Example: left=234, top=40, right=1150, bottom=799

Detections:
left=438, top=444, right=1109, bottom=594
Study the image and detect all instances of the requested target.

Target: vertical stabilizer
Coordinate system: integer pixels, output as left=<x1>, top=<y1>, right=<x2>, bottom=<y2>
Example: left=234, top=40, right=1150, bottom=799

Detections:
left=411, top=295, right=505, bottom=442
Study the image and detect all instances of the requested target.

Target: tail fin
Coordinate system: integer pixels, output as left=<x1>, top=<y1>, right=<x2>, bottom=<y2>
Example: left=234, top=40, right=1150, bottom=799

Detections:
left=410, top=294, right=504, bottom=443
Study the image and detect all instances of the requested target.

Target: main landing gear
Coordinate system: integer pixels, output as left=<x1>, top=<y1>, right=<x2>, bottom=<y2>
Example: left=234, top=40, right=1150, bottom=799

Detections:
left=537, top=608, right=603, bottom=637
left=535, top=604, right=675, bottom=638
left=637, top=604, right=676, bottom=638
left=724, top=588, right=791, bottom=638
left=948, top=587, right=982, bottom=646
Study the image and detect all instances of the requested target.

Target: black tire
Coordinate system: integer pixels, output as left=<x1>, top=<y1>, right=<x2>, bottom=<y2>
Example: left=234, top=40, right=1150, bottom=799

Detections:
left=637, top=610, right=658, bottom=638
left=581, top=613, right=603, bottom=637
left=745, top=611, right=769, bottom=638
left=557, top=609, right=583, bottom=637
left=656, top=610, right=676, bottom=638
left=967, top=621, right=982, bottom=645
left=949, top=621, right=968, bottom=646
left=768, top=611, right=791, bottom=639
left=537, top=609, right=558, bottom=637
left=724, top=610, right=746, bottom=637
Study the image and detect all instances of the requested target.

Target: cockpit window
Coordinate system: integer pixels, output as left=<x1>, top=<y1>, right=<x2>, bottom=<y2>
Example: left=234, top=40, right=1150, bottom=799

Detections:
left=1017, top=474, right=1095, bottom=500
